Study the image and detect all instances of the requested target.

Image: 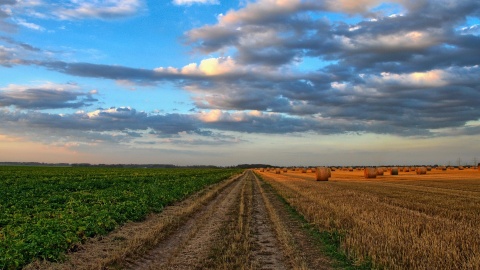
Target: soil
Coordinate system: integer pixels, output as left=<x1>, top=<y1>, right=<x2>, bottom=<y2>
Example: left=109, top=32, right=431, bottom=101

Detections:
left=26, top=170, right=333, bottom=270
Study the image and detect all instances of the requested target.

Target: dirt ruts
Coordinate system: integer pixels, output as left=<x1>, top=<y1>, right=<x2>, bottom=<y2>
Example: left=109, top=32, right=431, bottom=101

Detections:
left=27, top=170, right=332, bottom=270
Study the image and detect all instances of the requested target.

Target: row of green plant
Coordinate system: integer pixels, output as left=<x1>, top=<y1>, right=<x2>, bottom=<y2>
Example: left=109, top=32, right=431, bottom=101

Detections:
left=0, top=166, right=241, bottom=269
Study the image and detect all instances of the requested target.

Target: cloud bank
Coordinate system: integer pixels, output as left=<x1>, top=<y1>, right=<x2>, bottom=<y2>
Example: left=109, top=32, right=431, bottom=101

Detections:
left=1, top=0, right=480, bottom=151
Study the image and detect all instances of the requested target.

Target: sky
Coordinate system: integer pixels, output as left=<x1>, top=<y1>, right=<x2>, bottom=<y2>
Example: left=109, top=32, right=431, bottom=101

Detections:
left=0, top=0, right=479, bottom=166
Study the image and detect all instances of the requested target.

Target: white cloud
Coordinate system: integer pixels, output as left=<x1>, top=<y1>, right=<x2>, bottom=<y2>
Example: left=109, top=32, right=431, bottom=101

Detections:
left=325, top=0, right=421, bottom=14
left=54, top=0, right=143, bottom=20
left=371, top=70, right=448, bottom=88
left=172, top=0, right=219, bottom=6
left=339, top=30, right=442, bottom=52
left=1, top=82, right=80, bottom=92
left=155, top=57, right=241, bottom=76
left=183, top=57, right=238, bottom=76
left=14, top=18, right=44, bottom=31
left=218, top=0, right=301, bottom=26
left=198, top=109, right=277, bottom=123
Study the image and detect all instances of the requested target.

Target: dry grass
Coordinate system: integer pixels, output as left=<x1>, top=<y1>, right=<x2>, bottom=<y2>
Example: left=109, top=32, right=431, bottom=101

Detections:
left=221, top=172, right=253, bottom=268
left=256, top=168, right=480, bottom=269
left=316, top=167, right=330, bottom=181
left=192, top=172, right=254, bottom=270
left=252, top=173, right=309, bottom=270
left=364, top=167, right=376, bottom=178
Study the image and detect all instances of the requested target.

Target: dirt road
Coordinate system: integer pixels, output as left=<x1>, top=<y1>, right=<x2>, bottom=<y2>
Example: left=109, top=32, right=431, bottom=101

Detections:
left=29, top=170, right=332, bottom=270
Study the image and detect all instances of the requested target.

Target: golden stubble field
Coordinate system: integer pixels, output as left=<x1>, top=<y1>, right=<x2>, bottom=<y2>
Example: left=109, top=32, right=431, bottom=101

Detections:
left=256, top=167, right=480, bottom=269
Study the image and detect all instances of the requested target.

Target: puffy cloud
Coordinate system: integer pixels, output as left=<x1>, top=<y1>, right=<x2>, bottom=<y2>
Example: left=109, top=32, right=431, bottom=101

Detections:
left=324, top=0, right=421, bottom=14
left=185, top=0, right=480, bottom=70
left=180, top=57, right=238, bottom=76
left=325, top=0, right=386, bottom=14
left=370, top=70, right=448, bottom=88
left=198, top=109, right=253, bottom=123
left=217, top=0, right=305, bottom=26
left=338, top=30, right=442, bottom=52
left=2, top=0, right=480, bottom=142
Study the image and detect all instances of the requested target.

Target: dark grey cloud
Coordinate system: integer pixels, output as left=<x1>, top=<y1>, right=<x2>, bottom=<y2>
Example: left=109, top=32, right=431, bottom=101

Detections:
left=0, top=107, right=202, bottom=145
left=37, top=61, right=190, bottom=83
left=0, top=36, right=41, bottom=52
left=26, top=55, right=480, bottom=137
left=2, top=0, right=479, bottom=140
left=0, top=37, right=47, bottom=66
left=178, top=0, right=480, bottom=136
left=0, top=87, right=97, bottom=109
left=186, top=0, right=480, bottom=72
left=196, top=109, right=434, bottom=137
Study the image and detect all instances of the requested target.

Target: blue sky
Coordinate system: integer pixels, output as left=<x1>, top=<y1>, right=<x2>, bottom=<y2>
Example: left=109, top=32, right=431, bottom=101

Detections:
left=1, top=0, right=479, bottom=166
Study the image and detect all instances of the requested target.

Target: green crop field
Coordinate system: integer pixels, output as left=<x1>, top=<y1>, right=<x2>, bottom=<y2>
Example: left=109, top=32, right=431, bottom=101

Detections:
left=0, top=166, right=242, bottom=269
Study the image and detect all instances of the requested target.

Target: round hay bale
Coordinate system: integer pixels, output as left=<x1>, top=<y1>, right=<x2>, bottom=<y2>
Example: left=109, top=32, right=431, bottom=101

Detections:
left=391, top=167, right=399, bottom=175
left=416, top=167, right=427, bottom=175
left=376, top=167, right=384, bottom=176
left=364, top=167, right=377, bottom=178
left=275, top=168, right=281, bottom=174
left=260, top=168, right=264, bottom=172
left=427, top=166, right=432, bottom=171
left=283, top=168, right=288, bottom=172
left=404, top=167, right=410, bottom=172
left=301, top=168, right=307, bottom=173
left=458, top=166, right=464, bottom=170
left=316, top=167, right=330, bottom=181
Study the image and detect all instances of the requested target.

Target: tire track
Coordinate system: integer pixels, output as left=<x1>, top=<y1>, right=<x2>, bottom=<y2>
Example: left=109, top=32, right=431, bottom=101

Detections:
left=250, top=171, right=288, bottom=269
left=126, top=170, right=331, bottom=270
left=124, top=171, right=246, bottom=270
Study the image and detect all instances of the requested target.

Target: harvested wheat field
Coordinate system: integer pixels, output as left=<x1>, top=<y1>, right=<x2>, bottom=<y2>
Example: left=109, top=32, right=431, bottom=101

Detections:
left=256, top=167, right=480, bottom=269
